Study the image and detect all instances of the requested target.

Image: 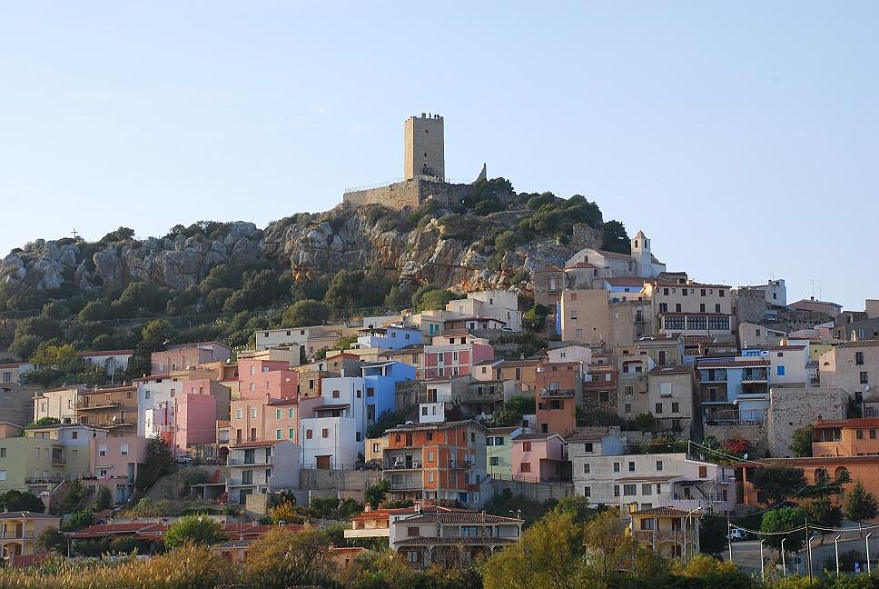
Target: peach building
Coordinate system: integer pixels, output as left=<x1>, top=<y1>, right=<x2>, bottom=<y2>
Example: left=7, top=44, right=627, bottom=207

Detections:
left=0, top=511, right=60, bottom=564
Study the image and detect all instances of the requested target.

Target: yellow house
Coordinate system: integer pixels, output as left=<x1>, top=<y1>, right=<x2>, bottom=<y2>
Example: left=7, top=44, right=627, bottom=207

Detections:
left=0, top=511, right=60, bottom=564
left=629, top=506, right=701, bottom=561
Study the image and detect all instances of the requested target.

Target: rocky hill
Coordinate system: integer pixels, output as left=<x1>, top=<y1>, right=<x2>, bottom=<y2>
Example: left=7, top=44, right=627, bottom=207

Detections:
left=0, top=179, right=628, bottom=363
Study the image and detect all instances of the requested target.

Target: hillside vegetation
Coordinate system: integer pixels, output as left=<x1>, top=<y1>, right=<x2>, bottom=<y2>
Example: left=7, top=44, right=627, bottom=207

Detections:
left=0, top=179, right=630, bottom=374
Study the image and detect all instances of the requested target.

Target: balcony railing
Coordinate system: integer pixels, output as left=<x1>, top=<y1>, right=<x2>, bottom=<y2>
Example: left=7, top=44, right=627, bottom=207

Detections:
left=539, top=389, right=575, bottom=398
left=76, top=400, right=120, bottom=410
left=0, top=532, right=35, bottom=540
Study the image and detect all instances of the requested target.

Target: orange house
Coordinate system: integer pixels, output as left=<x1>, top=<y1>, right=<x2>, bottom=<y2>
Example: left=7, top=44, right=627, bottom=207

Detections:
left=742, top=456, right=879, bottom=507
left=813, top=418, right=879, bottom=457
left=535, top=360, right=581, bottom=436
left=383, top=420, right=488, bottom=508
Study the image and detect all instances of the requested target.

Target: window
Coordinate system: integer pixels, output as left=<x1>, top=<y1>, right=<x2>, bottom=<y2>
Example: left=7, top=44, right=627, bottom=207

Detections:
left=624, top=385, right=634, bottom=396
left=250, top=408, right=257, bottom=418
left=777, top=366, right=786, bottom=376
left=656, top=460, right=663, bottom=471
left=613, top=462, right=620, bottom=473
left=613, top=485, right=620, bottom=497
left=856, top=352, right=865, bottom=365
left=698, top=465, right=708, bottom=478
left=120, top=443, right=129, bottom=456
left=490, top=457, right=499, bottom=466
left=623, top=484, right=637, bottom=496
left=719, top=289, right=725, bottom=297
left=660, top=382, right=672, bottom=397
left=583, top=463, right=591, bottom=473
left=584, top=486, right=591, bottom=497
left=321, top=428, right=329, bottom=438
left=625, top=403, right=632, bottom=413
left=861, top=372, right=870, bottom=385
left=236, top=409, right=243, bottom=419
left=599, top=390, right=609, bottom=402
left=72, top=431, right=78, bottom=440
left=659, top=303, right=668, bottom=313
left=276, top=410, right=282, bottom=419
left=289, top=428, right=295, bottom=439
left=715, top=304, right=721, bottom=313
left=0, top=448, right=5, bottom=458
left=276, top=429, right=282, bottom=440
left=642, top=484, right=652, bottom=495
left=584, top=442, right=593, bottom=452
left=857, top=429, right=864, bottom=440
left=408, top=526, right=419, bottom=538
left=1, top=372, right=9, bottom=383
left=871, top=429, right=877, bottom=440
left=672, top=402, right=680, bottom=413
left=99, top=444, right=107, bottom=457
left=332, top=390, right=340, bottom=399
left=628, top=461, right=635, bottom=472
left=306, top=429, right=313, bottom=439
left=523, top=442, right=532, bottom=452
left=655, top=402, right=664, bottom=414
left=700, top=303, right=706, bottom=312
left=520, top=463, right=531, bottom=473
left=0, top=470, right=5, bottom=481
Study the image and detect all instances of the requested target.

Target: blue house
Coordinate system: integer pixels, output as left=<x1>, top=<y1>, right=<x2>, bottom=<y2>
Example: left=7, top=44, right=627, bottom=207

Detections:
left=359, top=360, right=417, bottom=426
left=696, top=357, right=770, bottom=424
left=357, top=324, right=422, bottom=351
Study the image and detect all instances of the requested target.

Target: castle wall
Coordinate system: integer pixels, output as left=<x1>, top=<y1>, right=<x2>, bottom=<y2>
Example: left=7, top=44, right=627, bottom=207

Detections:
left=343, top=179, right=474, bottom=210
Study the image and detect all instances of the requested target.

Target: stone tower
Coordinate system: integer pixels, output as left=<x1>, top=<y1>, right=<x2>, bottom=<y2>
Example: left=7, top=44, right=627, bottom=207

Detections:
left=404, top=113, right=445, bottom=181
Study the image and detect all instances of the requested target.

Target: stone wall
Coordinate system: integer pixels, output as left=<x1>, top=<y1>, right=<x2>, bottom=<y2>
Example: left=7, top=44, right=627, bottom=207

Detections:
left=766, top=387, right=848, bottom=458
left=703, top=422, right=768, bottom=458
left=489, top=478, right=574, bottom=504
left=343, top=179, right=474, bottom=210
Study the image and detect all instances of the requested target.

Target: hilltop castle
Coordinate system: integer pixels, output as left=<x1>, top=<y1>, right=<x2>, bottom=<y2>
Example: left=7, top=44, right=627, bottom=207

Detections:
left=343, top=113, right=480, bottom=210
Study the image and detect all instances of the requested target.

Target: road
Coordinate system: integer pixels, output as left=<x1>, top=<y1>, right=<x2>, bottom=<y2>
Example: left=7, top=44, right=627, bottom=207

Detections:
left=723, top=527, right=879, bottom=579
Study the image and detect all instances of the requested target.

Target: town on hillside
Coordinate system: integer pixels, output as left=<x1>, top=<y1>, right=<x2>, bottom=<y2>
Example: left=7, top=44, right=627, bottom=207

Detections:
left=1, top=115, right=877, bottom=587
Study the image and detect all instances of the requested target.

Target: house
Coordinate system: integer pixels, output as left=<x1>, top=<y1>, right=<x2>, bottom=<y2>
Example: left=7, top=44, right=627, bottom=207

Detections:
left=559, top=289, right=612, bottom=346
left=75, top=385, right=139, bottom=435
left=76, top=350, right=133, bottom=382
left=767, top=345, right=810, bottom=388
left=696, top=357, right=770, bottom=424
left=421, top=334, right=494, bottom=379
left=356, top=324, right=423, bottom=350
left=0, top=511, right=60, bottom=564
left=150, top=341, right=232, bottom=375
left=32, top=384, right=84, bottom=424
left=511, top=433, right=569, bottom=482
left=388, top=504, right=523, bottom=568
left=535, top=359, right=581, bottom=436
left=570, top=449, right=735, bottom=513
left=741, top=456, right=879, bottom=506
left=225, top=440, right=299, bottom=504
left=486, top=426, right=521, bottom=479
left=446, top=290, right=522, bottom=332
left=629, top=506, right=701, bottom=561
left=383, top=420, right=490, bottom=508
left=647, top=365, right=696, bottom=436
left=25, top=423, right=106, bottom=482
left=533, top=264, right=566, bottom=308
left=238, top=357, right=299, bottom=400
left=789, top=298, right=843, bottom=318
left=87, top=435, right=149, bottom=503
left=812, top=418, right=879, bottom=457
left=819, top=341, right=879, bottom=413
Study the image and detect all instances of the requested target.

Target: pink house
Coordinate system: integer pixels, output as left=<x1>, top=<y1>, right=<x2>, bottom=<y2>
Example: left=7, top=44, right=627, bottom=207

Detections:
left=175, top=393, right=220, bottom=450
left=511, top=433, right=570, bottom=483
left=87, top=435, right=149, bottom=503
left=150, top=342, right=231, bottom=375
left=238, top=358, right=299, bottom=400
left=229, top=395, right=321, bottom=445
left=422, top=334, right=494, bottom=379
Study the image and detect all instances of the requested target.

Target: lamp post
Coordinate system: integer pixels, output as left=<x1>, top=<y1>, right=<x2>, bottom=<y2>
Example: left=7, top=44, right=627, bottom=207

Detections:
left=867, top=532, right=873, bottom=575
left=781, top=537, right=788, bottom=577
left=807, top=534, right=817, bottom=584
left=835, top=535, right=841, bottom=577
left=760, top=539, right=766, bottom=582
left=683, top=506, right=701, bottom=563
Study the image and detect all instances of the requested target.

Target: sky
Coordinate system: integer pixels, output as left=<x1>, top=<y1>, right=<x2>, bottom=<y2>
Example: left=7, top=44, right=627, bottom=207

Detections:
left=1, top=1, right=877, bottom=311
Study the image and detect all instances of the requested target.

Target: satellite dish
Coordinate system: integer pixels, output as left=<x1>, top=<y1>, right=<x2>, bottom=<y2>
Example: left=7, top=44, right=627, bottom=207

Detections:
left=742, top=453, right=748, bottom=460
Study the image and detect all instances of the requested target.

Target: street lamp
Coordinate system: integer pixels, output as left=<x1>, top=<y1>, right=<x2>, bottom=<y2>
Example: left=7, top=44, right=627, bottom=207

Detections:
left=781, top=537, right=788, bottom=577
left=760, top=539, right=766, bottom=582
left=835, top=535, right=841, bottom=577
left=867, top=532, right=873, bottom=575
left=807, top=533, right=818, bottom=584
left=683, top=506, right=701, bottom=563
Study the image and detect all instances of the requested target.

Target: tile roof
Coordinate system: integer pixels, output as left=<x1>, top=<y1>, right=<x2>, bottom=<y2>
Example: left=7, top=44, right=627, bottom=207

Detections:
left=399, top=511, right=523, bottom=525
left=396, top=536, right=518, bottom=546
left=632, top=506, right=693, bottom=516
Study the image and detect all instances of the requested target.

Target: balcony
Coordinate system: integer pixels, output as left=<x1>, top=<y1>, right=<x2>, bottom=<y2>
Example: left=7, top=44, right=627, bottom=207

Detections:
left=51, top=456, right=66, bottom=466
left=539, top=389, right=575, bottom=399
left=386, top=474, right=423, bottom=491
left=0, top=532, right=35, bottom=540
left=76, top=399, right=120, bottom=410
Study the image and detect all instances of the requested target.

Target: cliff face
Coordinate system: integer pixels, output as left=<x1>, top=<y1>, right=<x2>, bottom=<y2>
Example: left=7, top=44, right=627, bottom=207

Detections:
left=0, top=205, right=602, bottom=298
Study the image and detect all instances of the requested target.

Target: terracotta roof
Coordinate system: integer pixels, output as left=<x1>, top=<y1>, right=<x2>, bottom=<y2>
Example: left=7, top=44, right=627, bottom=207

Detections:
left=229, top=439, right=284, bottom=449
left=649, top=365, right=693, bottom=376
left=0, top=511, right=59, bottom=521
left=839, top=340, right=879, bottom=348
left=604, top=277, right=649, bottom=287
left=595, top=249, right=633, bottom=261
left=632, top=506, right=694, bottom=516
left=399, top=511, right=522, bottom=525
left=386, top=419, right=487, bottom=434
left=815, top=418, right=879, bottom=428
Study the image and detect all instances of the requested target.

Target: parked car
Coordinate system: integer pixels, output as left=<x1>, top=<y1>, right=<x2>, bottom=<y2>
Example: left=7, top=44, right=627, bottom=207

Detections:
left=176, top=455, right=193, bottom=465
left=354, top=459, right=382, bottom=471
left=728, top=528, right=749, bottom=542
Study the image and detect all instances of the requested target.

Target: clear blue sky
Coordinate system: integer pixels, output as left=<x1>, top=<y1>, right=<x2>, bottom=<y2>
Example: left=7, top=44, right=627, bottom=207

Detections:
left=1, top=1, right=876, bottom=311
